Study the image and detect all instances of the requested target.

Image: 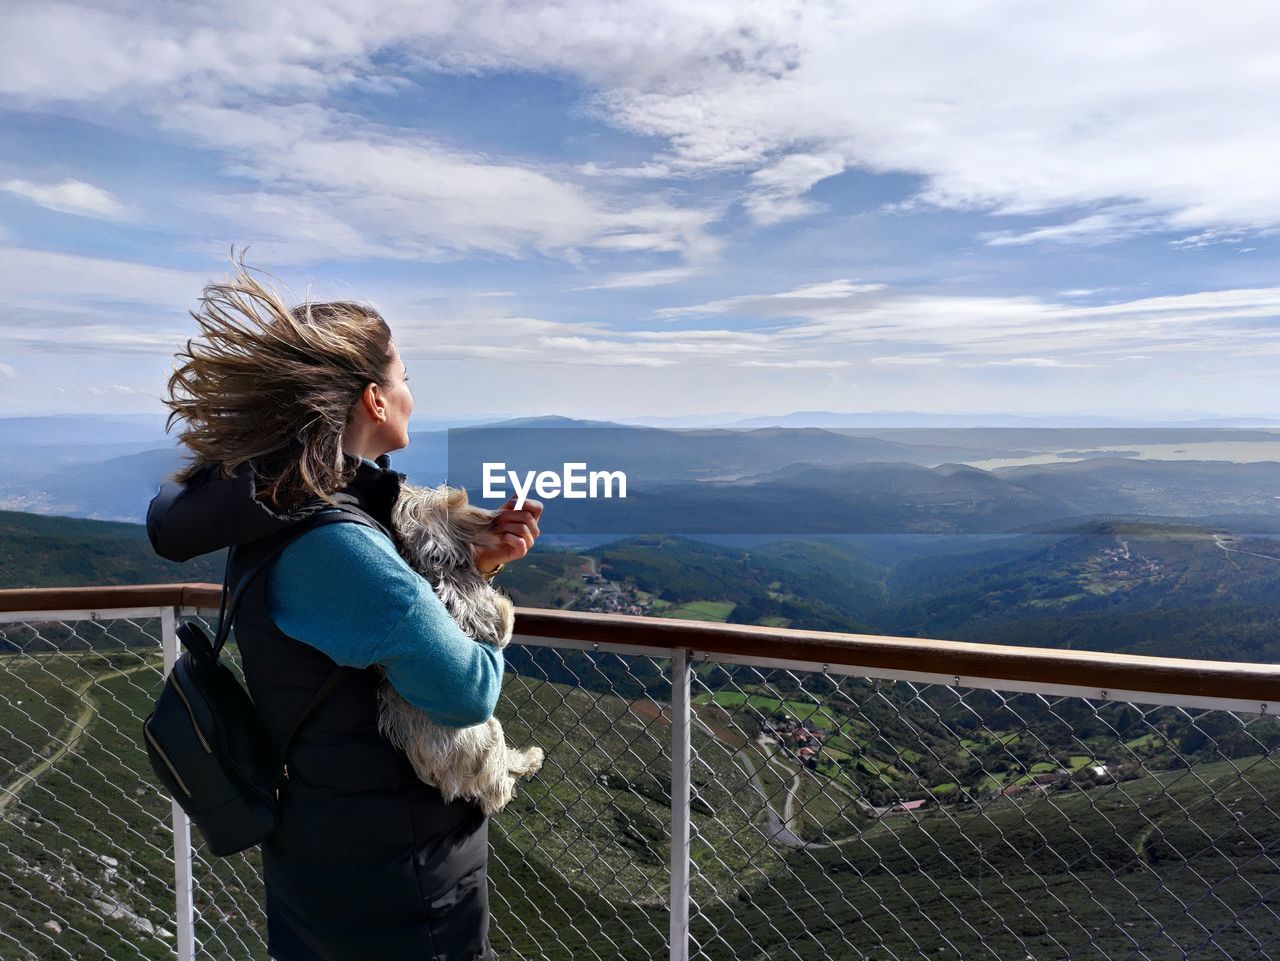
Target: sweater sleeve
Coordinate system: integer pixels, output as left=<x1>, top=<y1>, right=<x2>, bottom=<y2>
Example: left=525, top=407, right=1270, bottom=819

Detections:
left=264, top=522, right=504, bottom=728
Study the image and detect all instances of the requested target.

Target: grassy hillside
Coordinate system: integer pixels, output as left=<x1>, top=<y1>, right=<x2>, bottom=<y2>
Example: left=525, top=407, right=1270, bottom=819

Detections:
left=882, top=520, right=1280, bottom=660
left=559, top=523, right=1280, bottom=663
left=0, top=510, right=224, bottom=590
left=3, top=647, right=1276, bottom=960
left=4, top=508, right=1279, bottom=665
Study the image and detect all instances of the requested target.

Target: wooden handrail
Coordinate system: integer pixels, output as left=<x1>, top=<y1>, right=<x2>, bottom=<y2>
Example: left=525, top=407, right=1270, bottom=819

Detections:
left=1, top=583, right=1276, bottom=705
left=514, top=609, right=1280, bottom=706
left=0, top=584, right=223, bottom=613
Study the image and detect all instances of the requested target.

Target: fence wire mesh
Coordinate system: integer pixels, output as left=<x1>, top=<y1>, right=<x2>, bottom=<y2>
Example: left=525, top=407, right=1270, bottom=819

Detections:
left=681, top=660, right=1280, bottom=961
left=0, top=611, right=181, bottom=961
left=1, top=609, right=1278, bottom=961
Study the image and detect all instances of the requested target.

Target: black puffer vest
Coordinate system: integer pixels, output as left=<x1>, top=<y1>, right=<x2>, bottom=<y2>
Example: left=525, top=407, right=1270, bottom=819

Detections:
left=147, top=454, right=497, bottom=961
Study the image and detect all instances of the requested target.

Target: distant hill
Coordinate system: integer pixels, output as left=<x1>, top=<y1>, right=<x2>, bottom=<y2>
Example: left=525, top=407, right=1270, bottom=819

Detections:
left=586, top=534, right=885, bottom=635
left=7, top=507, right=1280, bottom=662
left=440, top=423, right=1002, bottom=493
left=728, top=411, right=1280, bottom=428
left=5, top=418, right=1279, bottom=534
left=3, top=448, right=185, bottom=523
left=876, top=519, right=1280, bottom=660
left=548, top=520, right=1280, bottom=662
left=0, top=413, right=169, bottom=446
left=0, top=510, right=224, bottom=590
left=997, top=457, right=1280, bottom=519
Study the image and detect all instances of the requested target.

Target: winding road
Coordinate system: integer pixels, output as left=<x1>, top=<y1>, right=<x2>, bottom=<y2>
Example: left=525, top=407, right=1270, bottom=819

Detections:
left=1213, top=532, right=1280, bottom=564
left=625, top=697, right=844, bottom=850
left=0, top=663, right=156, bottom=818
left=730, top=739, right=830, bottom=850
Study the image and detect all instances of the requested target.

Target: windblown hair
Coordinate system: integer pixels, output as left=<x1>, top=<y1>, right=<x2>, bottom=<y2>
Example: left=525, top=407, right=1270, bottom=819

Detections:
left=163, top=258, right=394, bottom=512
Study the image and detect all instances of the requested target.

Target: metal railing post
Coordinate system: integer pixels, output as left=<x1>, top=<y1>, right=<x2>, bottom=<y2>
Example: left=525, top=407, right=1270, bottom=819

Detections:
left=161, top=606, right=197, bottom=961
left=670, top=647, right=692, bottom=961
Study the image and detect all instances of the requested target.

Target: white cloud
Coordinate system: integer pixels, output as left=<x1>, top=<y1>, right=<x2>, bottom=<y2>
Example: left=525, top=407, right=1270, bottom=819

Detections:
left=982, top=210, right=1162, bottom=247
left=370, top=289, right=784, bottom=369
left=743, top=152, right=846, bottom=226
left=531, top=336, right=677, bottom=367
left=163, top=103, right=718, bottom=264
left=1169, top=228, right=1255, bottom=250
left=734, top=358, right=852, bottom=368
left=88, top=384, right=151, bottom=395
left=1, top=178, right=125, bottom=218
left=0, top=248, right=211, bottom=375
left=0, top=361, right=15, bottom=377
left=572, top=267, right=699, bottom=290
left=593, top=2, right=1280, bottom=235
left=658, top=280, right=888, bottom=319
left=6, top=324, right=191, bottom=356
left=532, top=3, right=1280, bottom=236
left=0, top=0, right=375, bottom=101
left=962, top=357, right=1099, bottom=369
left=627, top=327, right=775, bottom=344
left=0, top=246, right=204, bottom=315
left=383, top=306, right=637, bottom=365
left=6, top=1, right=1279, bottom=244
left=659, top=280, right=1280, bottom=365
left=870, top=355, right=945, bottom=366
left=356, top=279, right=1280, bottom=374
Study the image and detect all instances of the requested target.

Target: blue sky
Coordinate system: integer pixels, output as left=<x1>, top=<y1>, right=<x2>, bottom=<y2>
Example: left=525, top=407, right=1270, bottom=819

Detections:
left=1, top=1, right=1277, bottom=423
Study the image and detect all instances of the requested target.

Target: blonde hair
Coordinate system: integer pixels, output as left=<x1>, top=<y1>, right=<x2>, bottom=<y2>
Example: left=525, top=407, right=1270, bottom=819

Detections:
left=164, top=258, right=394, bottom=512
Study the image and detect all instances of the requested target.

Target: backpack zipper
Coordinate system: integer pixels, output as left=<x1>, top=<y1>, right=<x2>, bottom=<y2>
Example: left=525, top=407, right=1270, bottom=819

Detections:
left=144, top=722, right=192, bottom=799
left=168, top=671, right=213, bottom=754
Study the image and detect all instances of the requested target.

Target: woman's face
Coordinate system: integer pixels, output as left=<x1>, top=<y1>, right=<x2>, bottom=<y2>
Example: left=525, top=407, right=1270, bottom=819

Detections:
left=377, top=339, right=414, bottom=454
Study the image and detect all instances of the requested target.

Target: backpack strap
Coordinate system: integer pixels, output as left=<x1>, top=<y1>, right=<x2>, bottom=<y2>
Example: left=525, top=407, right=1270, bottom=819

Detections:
left=277, top=659, right=350, bottom=781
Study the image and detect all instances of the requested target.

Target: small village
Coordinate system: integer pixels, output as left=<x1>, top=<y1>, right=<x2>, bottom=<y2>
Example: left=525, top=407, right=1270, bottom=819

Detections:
left=575, top=564, right=1137, bottom=825
left=575, top=567, right=650, bottom=616
left=758, top=710, right=1121, bottom=820
left=1098, top=545, right=1163, bottom=580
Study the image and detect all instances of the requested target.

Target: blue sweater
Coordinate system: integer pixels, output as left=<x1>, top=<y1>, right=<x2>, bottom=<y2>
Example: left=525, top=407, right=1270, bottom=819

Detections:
left=263, top=481, right=504, bottom=729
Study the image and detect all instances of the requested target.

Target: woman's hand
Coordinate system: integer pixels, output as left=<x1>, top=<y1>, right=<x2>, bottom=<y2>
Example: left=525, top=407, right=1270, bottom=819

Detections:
left=473, top=495, right=542, bottom=574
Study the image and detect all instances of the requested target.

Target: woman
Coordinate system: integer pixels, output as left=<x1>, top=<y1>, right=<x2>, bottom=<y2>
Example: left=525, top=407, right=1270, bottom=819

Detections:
left=146, top=262, right=541, bottom=961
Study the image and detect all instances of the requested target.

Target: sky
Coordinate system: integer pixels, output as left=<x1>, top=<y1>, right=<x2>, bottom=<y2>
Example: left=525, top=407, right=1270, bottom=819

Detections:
left=1, top=0, right=1278, bottom=424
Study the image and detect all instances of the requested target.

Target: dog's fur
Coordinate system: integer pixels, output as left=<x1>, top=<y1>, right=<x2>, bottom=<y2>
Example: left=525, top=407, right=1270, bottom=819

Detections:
left=373, top=483, right=544, bottom=816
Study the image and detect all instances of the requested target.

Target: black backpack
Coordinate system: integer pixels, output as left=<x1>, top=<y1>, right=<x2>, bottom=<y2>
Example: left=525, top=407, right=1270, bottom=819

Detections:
left=142, top=504, right=387, bottom=857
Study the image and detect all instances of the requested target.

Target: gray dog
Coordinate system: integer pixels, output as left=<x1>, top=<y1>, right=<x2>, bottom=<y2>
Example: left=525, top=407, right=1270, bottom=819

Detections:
left=373, top=482, right=544, bottom=815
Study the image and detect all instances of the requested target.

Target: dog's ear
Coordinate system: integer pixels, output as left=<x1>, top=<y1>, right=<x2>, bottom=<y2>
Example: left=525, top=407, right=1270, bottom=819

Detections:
left=435, top=487, right=502, bottom=547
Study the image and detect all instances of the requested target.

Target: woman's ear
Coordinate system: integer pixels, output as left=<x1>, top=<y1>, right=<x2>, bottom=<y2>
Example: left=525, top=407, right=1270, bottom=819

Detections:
left=361, top=381, right=387, bottom=422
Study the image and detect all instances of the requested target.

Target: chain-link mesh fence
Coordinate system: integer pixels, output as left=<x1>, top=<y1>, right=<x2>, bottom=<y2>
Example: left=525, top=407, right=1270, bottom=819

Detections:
left=1, top=610, right=182, bottom=960
left=677, top=658, right=1280, bottom=961
left=0, top=607, right=280, bottom=961
left=2, top=607, right=1278, bottom=960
